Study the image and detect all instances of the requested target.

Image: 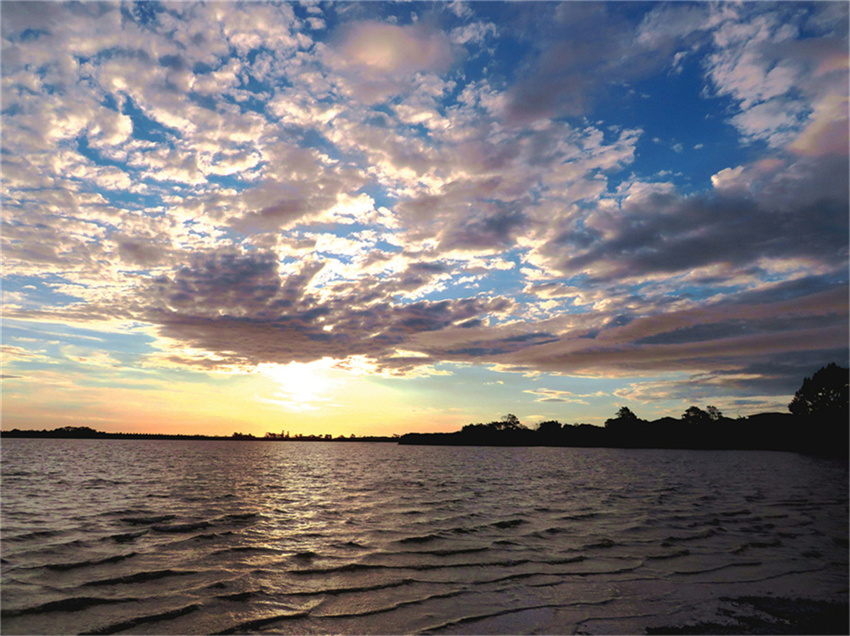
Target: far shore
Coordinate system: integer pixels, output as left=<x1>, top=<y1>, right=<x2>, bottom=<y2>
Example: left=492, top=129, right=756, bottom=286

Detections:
left=0, top=428, right=397, bottom=443
left=2, top=412, right=847, bottom=459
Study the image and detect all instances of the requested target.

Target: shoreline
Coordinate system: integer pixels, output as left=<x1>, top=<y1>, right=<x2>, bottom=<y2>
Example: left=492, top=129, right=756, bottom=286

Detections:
left=2, top=429, right=846, bottom=458
left=0, top=430, right=397, bottom=443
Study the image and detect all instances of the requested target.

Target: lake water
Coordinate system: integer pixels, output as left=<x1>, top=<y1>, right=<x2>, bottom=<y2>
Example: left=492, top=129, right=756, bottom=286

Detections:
left=1, top=439, right=847, bottom=634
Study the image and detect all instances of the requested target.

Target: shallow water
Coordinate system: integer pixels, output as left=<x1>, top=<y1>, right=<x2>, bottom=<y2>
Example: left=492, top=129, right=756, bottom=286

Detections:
left=1, top=439, right=847, bottom=634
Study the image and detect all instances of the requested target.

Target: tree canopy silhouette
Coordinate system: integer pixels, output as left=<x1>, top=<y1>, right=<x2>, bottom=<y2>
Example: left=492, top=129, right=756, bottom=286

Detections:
left=616, top=406, right=638, bottom=422
left=604, top=406, right=641, bottom=428
left=682, top=406, right=711, bottom=426
left=788, top=363, right=849, bottom=422
left=536, top=420, right=562, bottom=435
left=497, top=413, right=523, bottom=430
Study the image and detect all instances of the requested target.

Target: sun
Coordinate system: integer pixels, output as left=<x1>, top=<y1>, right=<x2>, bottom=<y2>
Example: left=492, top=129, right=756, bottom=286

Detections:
left=256, top=359, right=340, bottom=411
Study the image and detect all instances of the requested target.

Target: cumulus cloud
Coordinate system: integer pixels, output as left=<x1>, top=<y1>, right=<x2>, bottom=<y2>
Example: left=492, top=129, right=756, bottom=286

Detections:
left=336, top=21, right=454, bottom=74
left=328, top=20, right=457, bottom=103
left=704, top=2, right=849, bottom=151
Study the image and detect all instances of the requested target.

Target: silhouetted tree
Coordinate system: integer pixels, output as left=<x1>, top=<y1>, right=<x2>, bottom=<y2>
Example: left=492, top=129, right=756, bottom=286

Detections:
left=499, top=413, right=522, bottom=429
left=706, top=405, right=723, bottom=421
left=682, top=406, right=711, bottom=426
left=536, top=420, right=562, bottom=435
left=603, top=406, right=647, bottom=447
left=789, top=363, right=849, bottom=421
left=605, top=406, right=640, bottom=428
left=617, top=406, right=638, bottom=421
left=486, top=414, right=525, bottom=431
left=53, top=426, right=99, bottom=438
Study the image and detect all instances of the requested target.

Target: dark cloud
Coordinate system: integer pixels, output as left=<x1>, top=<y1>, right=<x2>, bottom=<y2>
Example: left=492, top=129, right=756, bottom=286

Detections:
left=394, top=260, right=452, bottom=293
left=730, top=274, right=849, bottom=306
left=229, top=185, right=339, bottom=234
left=439, top=204, right=530, bottom=251
left=502, top=3, right=674, bottom=123
left=131, top=250, right=514, bottom=369
left=152, top=252, right=287, bottom=316
left=633, top=315, right=842, bottom=346
left=232, top=199, right=311, bottom=233
left=116, top=238, right=169, bottom=267
left=225, top=144, right=369, bottom=234
left=407, top=261, right=452, bottom=274
left=487, top=282, right=849, bottom=383
left=536, top=155, right=849, bottom=282
left=613, top=347, right=849, bottom=407
left=599, top=285, right=848, bottom=347
left=724, top=350, right=850, bottom=396
left=445, top=330, right=559, bottom=359
left=118, top=241, right=846, bottom=385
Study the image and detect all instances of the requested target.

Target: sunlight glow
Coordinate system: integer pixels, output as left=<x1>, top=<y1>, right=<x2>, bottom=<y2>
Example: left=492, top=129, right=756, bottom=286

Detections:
left=256, top=359, right=341, bottom=411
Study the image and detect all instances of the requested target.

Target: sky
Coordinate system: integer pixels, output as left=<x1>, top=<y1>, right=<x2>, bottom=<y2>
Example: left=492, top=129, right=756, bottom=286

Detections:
left=1, top=1, right=848, bottom=437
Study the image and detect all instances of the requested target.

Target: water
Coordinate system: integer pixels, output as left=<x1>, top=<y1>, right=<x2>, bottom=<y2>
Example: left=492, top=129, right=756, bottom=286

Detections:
left=1, top=439, right=847, bottom=634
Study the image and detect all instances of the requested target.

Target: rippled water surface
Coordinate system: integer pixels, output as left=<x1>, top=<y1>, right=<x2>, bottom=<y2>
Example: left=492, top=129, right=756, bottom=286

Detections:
left=2, top=439, right=847, bottom=634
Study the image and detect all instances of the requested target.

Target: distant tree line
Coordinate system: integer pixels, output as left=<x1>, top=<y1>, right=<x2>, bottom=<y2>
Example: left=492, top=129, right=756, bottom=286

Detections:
left=400, top=364, right=849, bottom=457
left=0, top=426, right=217, bottom=440
left=0, top=427, right=397, bottom=443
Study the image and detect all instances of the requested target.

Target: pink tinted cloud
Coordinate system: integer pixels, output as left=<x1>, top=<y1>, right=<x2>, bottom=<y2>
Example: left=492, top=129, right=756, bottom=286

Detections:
left=336, top=21, right=455, bottom=75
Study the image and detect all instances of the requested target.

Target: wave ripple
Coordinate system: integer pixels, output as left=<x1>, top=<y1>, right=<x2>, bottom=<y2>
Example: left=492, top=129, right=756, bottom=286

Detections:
left=2, top=440, right=847, bottom=635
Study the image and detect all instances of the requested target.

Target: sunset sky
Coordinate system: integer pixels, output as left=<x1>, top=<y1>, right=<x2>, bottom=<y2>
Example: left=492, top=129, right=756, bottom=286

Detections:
left=2, top=1, right=848, bottom=437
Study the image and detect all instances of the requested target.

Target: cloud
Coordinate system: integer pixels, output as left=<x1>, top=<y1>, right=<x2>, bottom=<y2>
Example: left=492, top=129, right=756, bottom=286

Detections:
left=790, top=93, right=849, bottom=157
left=704, top=3, right=849, bottom=151
left=336, top=21, right=454, bottom=74
left=1, top=1, right=846, bottom=418
left=97, top=249, right=512, bottom=374
left=486, top=280, right=848, bottom=380
left=329, top=20, right=457, bottom=103
left=524, top=389, right=591, bottom=405
left=635, top=3, right=717, bottom=48
left=528, top=151, right=848, bottom=286
left=501, top=3, right=684, bottom=123
left=450, top=21, right=498, bottom=46
left=613, top=346, right=848, bottom=409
